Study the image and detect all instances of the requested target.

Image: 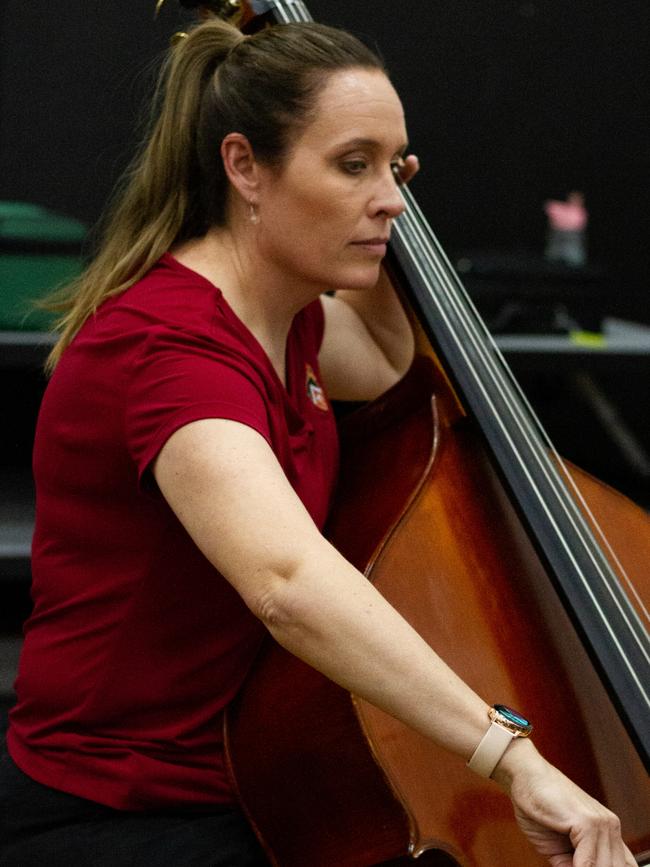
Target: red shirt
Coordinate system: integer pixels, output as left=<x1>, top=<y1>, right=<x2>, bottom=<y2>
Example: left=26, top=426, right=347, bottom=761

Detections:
left=8, top=253, right=339, bottom=810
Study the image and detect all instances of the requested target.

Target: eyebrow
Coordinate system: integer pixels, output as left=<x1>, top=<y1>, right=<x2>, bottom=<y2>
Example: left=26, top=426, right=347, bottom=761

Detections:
left=336, top=137, right=410, bottom=155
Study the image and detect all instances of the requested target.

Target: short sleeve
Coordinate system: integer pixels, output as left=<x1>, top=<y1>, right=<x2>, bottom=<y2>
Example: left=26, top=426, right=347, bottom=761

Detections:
left=125, top=324, right=272, bottom=486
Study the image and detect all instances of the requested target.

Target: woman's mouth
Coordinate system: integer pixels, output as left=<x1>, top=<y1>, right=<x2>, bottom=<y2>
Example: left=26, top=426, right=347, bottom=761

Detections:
left=350, top=237, right=389, bottom=255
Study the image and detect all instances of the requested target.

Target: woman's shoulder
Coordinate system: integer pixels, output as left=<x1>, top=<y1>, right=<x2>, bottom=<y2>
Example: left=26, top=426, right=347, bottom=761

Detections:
left=105, top=253, right=222, bottom=328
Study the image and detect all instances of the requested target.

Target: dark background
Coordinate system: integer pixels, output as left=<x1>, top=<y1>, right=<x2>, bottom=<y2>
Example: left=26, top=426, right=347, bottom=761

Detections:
left=1, top=0, right=649, bottom=308
left=1, top=0, right=648, bottom=508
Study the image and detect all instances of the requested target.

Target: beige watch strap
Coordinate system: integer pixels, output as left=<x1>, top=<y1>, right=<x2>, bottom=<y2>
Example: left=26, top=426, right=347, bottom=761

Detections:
left=467, top=719, right=516, bottom=778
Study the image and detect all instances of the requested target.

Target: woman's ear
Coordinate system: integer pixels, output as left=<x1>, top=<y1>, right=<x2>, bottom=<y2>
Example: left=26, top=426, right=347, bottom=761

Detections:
left=221, top=133, right=261, bottom=204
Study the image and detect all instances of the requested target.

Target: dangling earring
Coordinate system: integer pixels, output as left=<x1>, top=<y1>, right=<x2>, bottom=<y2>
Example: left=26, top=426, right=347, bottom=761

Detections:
left=248, top=201, right=259, bottom=225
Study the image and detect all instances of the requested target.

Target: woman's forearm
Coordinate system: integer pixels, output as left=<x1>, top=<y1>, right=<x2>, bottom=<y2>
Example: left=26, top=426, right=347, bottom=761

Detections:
left=157, top=417, right=489, bottom=763
left=255, top=539, right=497, bottom=764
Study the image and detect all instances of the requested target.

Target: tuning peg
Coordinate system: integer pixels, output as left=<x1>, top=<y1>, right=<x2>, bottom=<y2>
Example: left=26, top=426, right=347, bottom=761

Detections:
left=154, top=0, right=243, bottom=19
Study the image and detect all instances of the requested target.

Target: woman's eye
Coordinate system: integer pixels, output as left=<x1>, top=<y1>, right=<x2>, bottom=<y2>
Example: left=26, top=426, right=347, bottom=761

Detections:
left=341, top=160, right=367, bottom=175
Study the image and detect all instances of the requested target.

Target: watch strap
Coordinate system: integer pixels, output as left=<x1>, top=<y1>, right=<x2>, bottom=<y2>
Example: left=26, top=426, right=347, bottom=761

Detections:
left=467, top=718, right=517, bottom=778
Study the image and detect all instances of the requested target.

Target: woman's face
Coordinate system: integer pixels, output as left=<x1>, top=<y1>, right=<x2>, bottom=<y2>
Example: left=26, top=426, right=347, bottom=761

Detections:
left=254, top=68, right=408, bottom=294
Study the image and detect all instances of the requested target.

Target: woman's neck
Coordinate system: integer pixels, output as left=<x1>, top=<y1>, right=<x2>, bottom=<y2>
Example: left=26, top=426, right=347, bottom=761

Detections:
left=170, top=227, right=309, bottom=385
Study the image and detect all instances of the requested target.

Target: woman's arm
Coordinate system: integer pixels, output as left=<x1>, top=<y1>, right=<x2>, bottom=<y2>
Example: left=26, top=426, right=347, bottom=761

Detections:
left=153, top=418, right=634, bottom=867
left=319, top=266, right=415, bottom=401
left=155, top=417, right=485, bottom=753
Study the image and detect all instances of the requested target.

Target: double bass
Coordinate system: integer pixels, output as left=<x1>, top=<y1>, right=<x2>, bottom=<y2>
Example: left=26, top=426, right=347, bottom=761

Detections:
left=166, top=2, right=650, bottom=863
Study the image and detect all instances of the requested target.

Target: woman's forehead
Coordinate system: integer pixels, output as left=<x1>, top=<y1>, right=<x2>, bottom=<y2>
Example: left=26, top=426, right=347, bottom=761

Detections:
left=316, top=68, right=402, bottom=114
left=304, top=68, right=407, bottom=148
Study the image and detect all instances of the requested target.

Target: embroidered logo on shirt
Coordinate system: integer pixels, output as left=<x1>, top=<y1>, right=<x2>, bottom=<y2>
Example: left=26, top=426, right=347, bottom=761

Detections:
left=305, top=364, right=328, bottom=411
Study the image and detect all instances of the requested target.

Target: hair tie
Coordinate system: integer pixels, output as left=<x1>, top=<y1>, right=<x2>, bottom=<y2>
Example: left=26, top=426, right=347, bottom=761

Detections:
left=168, top=26, right=247, bottom=51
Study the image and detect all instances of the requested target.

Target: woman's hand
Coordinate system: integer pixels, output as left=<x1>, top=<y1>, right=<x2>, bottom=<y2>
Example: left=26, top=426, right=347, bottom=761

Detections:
left=494, top=745, right=636, bottom=866
left=396, top=153, right=420, bottom=185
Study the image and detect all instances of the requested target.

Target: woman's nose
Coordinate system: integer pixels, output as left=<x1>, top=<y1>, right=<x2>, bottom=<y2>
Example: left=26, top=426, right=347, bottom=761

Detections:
left=371, top=170, right=406, bottom=219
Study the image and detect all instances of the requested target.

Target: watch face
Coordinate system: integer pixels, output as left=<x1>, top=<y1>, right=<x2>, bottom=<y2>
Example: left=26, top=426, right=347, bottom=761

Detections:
left=494, top=704, right=530, bottom=728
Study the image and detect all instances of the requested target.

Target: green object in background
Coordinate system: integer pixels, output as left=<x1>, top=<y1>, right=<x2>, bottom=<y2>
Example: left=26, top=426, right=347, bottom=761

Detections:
left=0, top=201, right=87, bottom=331
left=569, top=329, right=607, bottom=348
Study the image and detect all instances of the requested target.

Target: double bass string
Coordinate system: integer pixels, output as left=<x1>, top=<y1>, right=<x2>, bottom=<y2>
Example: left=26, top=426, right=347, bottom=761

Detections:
left=398, top=184, right=649, bottom=629
left=268, top=0, right=309, bottom=25
left=397, top=187, right=617, bottom=576
left=411, top=223, right=650, bottom=622
left=392, top=186, right=650, bottom=693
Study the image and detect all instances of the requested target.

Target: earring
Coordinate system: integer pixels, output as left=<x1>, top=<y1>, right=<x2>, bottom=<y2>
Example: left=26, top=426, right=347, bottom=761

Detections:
left=248, top=202, right=259, bottom=225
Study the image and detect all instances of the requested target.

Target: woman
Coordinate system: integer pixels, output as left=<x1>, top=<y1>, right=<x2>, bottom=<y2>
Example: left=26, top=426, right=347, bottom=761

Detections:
left=0, top=18, right=634, bottom=867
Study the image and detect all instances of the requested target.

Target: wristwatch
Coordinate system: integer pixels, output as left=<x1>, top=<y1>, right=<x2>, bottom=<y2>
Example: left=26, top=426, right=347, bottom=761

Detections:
left=467, top=704, right=533, bottom=778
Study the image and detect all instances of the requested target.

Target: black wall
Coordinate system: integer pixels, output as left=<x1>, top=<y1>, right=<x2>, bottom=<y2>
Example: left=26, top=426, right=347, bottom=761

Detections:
left=2, top=0, right=649, bottom=318
left=2, top=0, right=648, bottom=502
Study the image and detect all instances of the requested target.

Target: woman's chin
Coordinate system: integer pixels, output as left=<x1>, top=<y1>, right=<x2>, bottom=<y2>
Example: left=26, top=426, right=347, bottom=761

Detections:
left=333, top=263, right=383, bottom=292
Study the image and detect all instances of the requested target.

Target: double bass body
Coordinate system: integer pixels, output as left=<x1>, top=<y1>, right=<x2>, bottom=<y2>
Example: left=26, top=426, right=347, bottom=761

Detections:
left=225, top=356, right=650, bottom=866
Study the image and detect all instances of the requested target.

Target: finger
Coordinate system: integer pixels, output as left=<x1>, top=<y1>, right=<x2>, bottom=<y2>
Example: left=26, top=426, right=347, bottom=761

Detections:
left=397, top=154, right=420, bottom=184
left=571, top=826, right=605, bottom=867
left=619, top=838, right=637, bottom=867
left=574, top=818, right=628, bottom=867
left=604, top=811, right=634, bottom=867
left=547, top=854, right=574, bottom=866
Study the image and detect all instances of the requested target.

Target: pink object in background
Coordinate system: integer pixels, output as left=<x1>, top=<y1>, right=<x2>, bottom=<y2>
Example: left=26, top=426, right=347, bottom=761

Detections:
left=543, top=191, right=588, bottom=267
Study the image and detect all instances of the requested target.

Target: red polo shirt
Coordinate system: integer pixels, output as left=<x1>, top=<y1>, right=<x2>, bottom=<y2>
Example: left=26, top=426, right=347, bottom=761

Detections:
left=8, top=253, right=339, bottom=810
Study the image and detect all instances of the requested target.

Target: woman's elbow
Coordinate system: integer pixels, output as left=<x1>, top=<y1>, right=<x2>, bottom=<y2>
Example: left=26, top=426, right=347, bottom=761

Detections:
left=244, top=569, right=302, bottom=630
left=243, top=568, right=319, bottom=648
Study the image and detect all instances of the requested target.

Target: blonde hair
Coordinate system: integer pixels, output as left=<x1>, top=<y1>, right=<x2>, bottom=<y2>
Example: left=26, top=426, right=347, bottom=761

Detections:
left=46, top=19, right=383, bottom=373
